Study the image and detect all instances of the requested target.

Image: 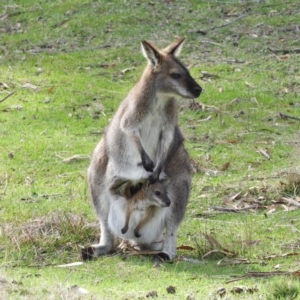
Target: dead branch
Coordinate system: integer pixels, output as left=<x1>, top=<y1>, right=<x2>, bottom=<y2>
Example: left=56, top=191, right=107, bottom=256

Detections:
left=0, top=91, right=15, bottom=103
left=281, top=197, right=300, bottom=208
left=279, top=112, right=300, bottom=121
left=268, top=47, right=300, bottom=54
left=209, top=205, right=258, bottom=213
left=225, top=270, right=300, bottom=284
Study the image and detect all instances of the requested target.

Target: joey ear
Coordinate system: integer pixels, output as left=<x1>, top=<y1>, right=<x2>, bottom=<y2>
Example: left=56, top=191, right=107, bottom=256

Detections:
left=141, top=40, right=161, bottom=70
left=109, top=177, right=131, bottom=197
left=164, top=37, right=185, bottom=57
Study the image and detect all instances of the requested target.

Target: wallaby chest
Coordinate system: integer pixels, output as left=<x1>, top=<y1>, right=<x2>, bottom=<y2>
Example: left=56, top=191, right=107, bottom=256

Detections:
left=138, top=99, right=170, bottom=161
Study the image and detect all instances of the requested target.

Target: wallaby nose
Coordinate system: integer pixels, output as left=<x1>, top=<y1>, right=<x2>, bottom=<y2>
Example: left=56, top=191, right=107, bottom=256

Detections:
left=164, top=199, right=171, bottom=207
left=193, top=85, right=202, bottom=98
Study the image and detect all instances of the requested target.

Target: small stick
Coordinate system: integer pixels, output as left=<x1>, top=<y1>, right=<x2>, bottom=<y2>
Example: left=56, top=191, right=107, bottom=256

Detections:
left=0, top=91, right=15, bottom=103
left=268, top=47, right=300, bottom=54
left=209, top=205, right=258, bottom=213
left=281, top=197, right=300, bottom=208
left=279, top=112, right=300, bottom=121
left=209, top=14, right=248, bottom=31
left=267, top=48, right=282, bottom=61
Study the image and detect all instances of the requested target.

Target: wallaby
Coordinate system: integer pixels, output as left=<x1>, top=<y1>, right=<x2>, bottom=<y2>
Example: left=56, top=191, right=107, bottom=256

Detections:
left=109, top=178, right=171, bottom=238
left=82, top=38, right=200, bottom=261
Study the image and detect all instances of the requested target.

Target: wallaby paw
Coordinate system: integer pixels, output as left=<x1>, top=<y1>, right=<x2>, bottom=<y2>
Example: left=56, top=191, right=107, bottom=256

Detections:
left=147, top=173, right=159, bottom=185
left=152, top=252, right=171, bottom=262
left=81, top=246, right=96, bottom=261
left=141, top=154, right=154, bottom=172
left=134, top=230, right=141, bottom=238
left=121, top=226, right=128, bottom=234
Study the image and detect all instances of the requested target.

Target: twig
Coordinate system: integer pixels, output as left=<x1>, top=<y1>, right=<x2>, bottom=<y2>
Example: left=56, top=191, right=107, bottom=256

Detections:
left=0, top=91, right=15, bottom=103
left=188, top=14, right=248, bottom=35
left=209, top=205, right=258, bottom=213
left=267, top=48, right=282, bottom=61
left=263, top=2, right=298, bottom=7
left=279, top=112, right=300, bottom=121
left=225, top=270, right=300, bottom=284
left=62, top=154, right=90, bottom=163
left=202, top=249, right=231, bottom=259
left=268, top=47, right=300, bottom=54
left=281, top=197, right=300, bottom=208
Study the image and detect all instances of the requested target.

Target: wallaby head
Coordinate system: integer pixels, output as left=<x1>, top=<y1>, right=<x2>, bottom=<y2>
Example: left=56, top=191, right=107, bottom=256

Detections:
left=141, top=179, right=171, bottom=208
left=141, top=37, right=202, bottom=99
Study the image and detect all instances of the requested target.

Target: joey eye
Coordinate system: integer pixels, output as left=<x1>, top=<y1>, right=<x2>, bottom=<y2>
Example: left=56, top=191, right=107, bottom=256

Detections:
left=170, top=73, right=181, bottom=80
left=154, top=191, right=161, bottom=196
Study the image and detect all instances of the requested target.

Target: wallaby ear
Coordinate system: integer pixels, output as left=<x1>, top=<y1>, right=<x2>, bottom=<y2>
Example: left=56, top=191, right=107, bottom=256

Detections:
left=109, top=177, right=131, bottom=197
left=141, top=40, right=161, bottom=70
left=164, top=37, right=185, bottom=57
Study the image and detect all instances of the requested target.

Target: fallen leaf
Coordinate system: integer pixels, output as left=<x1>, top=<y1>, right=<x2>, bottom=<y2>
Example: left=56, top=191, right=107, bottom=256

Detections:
left=280, top=55, right=289, bottom=60
left=177, top=245, right=195, bottom=251
left=121, top=67, right=135, bottom=75
left=22, top=82, right=38, bottom=90
left=214, top=140, right=239, bottom=144
left=245, top=81, right=255, bottom=88
left=256, top=147, right=270, bottom=160
left=47, top=86, right=55, bottom=93
left=274, top=264, right=281, bottom=269
left=221, top=161, right=230, bottom=171
left=56, top=262, right=83, bottom=268
left=0, top=82, right=9, bottom=89
left=62, top=154, right=90, bottom=163
left=222, top=191, right=241, bottom=205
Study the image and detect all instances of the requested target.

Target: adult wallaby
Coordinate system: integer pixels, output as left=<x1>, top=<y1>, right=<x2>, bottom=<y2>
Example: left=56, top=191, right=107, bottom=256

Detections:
left=109, top=178, right=171, bottom=238
left=82, top=38, right=201, bottom=261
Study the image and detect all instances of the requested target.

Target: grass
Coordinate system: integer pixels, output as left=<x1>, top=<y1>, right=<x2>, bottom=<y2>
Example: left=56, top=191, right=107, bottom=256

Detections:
left=1, top=0, right=300, bottom=298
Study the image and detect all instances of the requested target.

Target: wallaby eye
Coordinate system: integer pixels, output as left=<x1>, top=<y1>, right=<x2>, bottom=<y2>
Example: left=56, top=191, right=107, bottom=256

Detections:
left=170, top=73, right=181, bottom=80
left=155, top=191, right=161, bottom=196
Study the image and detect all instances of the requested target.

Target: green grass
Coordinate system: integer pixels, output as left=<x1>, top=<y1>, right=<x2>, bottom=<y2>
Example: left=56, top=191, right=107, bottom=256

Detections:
left=1, top=0, right=300, bottom=298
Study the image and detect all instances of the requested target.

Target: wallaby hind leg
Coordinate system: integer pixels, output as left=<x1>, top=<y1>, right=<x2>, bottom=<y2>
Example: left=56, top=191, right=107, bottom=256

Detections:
left=81, top=139, right=116, bottom=260
left=121, top=199, right=133, bottom=235
left=134, top=206, right=155, bottom=238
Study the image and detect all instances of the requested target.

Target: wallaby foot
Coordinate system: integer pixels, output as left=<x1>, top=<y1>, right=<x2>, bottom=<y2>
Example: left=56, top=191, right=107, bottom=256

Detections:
left=134, top=229, right=142, bottom=238
left=81, top=244, right=116, bottom=261
left=153, top=252, right=171, bottom=262
left=121, top=225, right=129, bottom=234
left=81, top=246, right=96, bottom=261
